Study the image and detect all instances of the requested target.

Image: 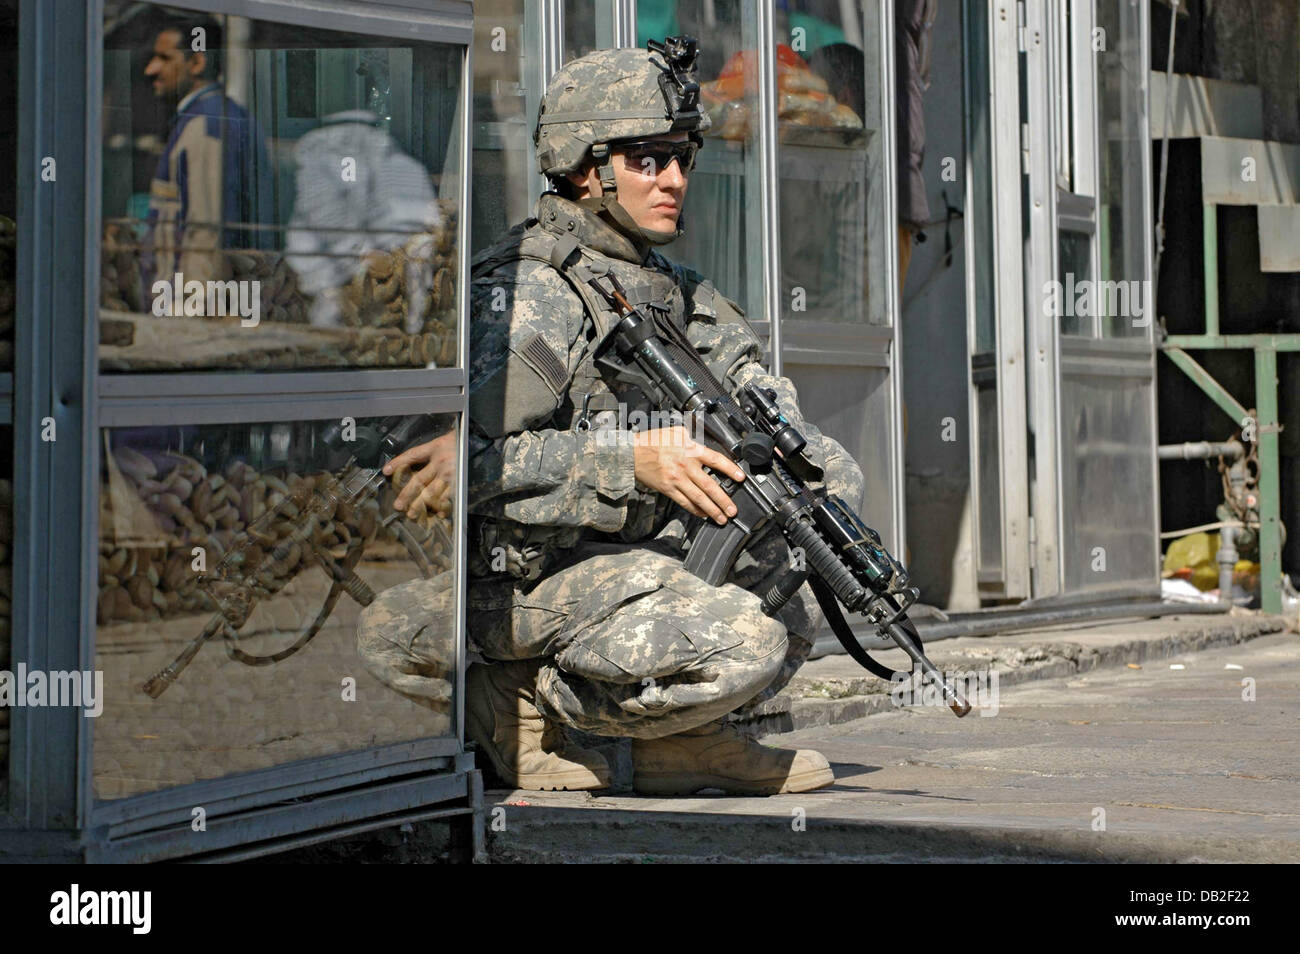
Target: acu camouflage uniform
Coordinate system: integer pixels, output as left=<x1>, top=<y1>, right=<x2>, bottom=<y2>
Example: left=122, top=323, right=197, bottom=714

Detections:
left=357, top=45, right=864, bottom=739
left=357, top=191, right=865, bottom=738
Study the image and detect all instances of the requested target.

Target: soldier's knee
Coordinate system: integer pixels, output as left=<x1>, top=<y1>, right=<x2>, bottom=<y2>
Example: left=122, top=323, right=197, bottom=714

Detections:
left=554, top=568, right=787, bottom=687
left=355, top=574, right=456, bottom=675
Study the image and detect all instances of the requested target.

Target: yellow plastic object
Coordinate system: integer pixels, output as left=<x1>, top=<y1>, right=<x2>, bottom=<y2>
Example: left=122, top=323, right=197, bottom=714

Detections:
left=1234, top=560, right=1260, bottom=592
left=1162, top=531, right=1220, bottom=592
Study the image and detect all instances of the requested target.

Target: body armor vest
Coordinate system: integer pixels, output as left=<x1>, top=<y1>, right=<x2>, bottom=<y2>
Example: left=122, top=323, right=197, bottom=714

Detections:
left=468, top=193, right=737, bottom=584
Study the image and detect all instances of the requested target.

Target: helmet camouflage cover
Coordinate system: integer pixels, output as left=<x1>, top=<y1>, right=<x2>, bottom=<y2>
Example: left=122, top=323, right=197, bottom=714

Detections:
left=534, top=36, right=712, bottom=179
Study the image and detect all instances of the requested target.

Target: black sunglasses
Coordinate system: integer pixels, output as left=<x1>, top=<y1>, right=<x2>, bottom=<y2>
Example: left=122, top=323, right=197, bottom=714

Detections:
left=615, top=138, right=700, bottom=175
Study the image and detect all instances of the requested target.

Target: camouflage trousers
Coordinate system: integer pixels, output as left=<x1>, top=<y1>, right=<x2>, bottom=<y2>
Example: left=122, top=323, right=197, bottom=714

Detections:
left=356, top=436, right=864, bottom=740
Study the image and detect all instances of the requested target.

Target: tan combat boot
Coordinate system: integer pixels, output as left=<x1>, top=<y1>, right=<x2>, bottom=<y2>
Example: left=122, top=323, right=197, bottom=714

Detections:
left=465, top=659, right=611, bottom=791
left=632, top=718, right=834, bottom=796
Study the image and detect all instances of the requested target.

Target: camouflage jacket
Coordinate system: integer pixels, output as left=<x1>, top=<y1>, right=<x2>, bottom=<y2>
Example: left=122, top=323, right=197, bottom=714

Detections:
left=467, top=191, right=831, bottom=587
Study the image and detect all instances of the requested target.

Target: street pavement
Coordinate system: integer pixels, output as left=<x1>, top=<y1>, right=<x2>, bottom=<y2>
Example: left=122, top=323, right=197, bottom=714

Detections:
left=483, top=629, right=1299, bottom=862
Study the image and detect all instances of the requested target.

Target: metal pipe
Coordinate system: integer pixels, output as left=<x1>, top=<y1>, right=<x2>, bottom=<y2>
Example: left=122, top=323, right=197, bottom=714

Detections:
left=1157, top=440, right=1245, bottom=460
left=1254, top=346, right=1284, bottom=614
left=1014, top=583, right=1160, bottom=610
left=810, top=598, right=1230, bottom=657
left=1203, top=203, right=1220, bottom=336
left=1217, top=523, right=1238, bottom=605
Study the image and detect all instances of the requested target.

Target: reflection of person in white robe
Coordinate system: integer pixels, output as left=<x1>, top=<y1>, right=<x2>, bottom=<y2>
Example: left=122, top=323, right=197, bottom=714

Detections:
left=285, top=110, right=441, bottom=329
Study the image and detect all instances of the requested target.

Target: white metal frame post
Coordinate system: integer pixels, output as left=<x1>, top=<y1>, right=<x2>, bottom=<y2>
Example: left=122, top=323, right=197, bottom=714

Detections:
left=1022, top=0, right=1063, bottom=597
left=881, top=0, right=907, bottom=559
left=757, top=0, right=782, bottom=377
left=964, top=0, right=1031, bottom=600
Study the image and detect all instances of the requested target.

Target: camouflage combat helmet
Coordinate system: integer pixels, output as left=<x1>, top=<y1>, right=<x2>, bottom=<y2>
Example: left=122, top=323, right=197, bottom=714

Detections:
left=534, top=36, right=711, bottom=208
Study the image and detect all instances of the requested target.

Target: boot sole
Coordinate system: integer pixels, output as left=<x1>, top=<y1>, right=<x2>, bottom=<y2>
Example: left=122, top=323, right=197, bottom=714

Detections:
left=632, top=765, right=835, bottom=797
left=482, top=753, right=611, bottom=791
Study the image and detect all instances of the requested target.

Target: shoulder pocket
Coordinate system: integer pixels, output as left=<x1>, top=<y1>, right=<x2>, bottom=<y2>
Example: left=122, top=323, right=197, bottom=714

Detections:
left=469, top=331, right=571, bottom=439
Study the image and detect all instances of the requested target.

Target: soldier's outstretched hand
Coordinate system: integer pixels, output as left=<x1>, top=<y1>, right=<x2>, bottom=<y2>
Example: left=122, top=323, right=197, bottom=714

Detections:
left=633, top=426, right=745, bottom=525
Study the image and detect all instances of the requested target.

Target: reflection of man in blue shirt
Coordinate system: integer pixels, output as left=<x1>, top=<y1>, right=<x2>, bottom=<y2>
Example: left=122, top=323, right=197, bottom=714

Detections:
left=141, top=14, right=273, bottom=290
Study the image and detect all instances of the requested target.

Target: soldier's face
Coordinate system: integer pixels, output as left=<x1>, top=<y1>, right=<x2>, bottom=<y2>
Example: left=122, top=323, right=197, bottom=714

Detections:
left=568, top=132, right=690, bottom=232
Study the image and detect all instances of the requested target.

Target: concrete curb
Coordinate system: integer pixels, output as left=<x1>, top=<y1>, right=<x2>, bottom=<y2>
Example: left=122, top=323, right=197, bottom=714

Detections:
left=737, top=613, right=1290, bottom=736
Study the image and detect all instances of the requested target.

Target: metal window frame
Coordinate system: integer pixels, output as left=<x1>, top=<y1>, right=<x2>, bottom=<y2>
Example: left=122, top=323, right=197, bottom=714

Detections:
left=757, top=0, right=783, bottom=378
left=880, top=0, right=906, bottom=555
left=612, top=0, right=637, bottom=45
left=1069, top=0, right=1098, bottom=199
left=161, top=0, right=473, bottom=44
left=8, top=0, right=96, bottom=832
left=1138, top=0, right=1161, bottom=585
left=97, top=371, right=466, bottom=426
left=6, top=0, right=477, bottom=856
left=1056, top=0, right=1102, bottom=339
left=1022, top=0, right=1063, bottom=597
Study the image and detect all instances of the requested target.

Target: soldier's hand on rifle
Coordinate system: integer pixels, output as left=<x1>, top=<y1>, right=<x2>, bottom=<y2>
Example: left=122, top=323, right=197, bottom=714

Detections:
left=633, top=426, right=745, bottom=525
left=384, top=430, right=457, bottom=520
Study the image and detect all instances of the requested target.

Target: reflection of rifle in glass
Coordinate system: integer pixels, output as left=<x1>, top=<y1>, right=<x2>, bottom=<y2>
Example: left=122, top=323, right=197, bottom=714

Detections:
left=586, top=273, right=971, bottom=718
left=141, top=415, right=452, bottom=698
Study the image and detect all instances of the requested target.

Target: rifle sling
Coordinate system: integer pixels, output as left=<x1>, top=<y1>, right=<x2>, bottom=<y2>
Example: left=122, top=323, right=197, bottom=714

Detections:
left=808, top=575, right=912, bottom=682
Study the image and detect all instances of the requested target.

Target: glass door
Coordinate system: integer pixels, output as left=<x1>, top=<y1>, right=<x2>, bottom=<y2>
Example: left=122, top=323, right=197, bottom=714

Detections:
left=963, top=0, right=1030, bottom=599
left=772, top=0, right=904, bottom=555
left=1023, top=0, right=1159, bottom=599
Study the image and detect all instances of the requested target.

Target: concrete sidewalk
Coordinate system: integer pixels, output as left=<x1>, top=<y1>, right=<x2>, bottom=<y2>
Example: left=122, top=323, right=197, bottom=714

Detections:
left=484, top=613, right=1299, bottom=863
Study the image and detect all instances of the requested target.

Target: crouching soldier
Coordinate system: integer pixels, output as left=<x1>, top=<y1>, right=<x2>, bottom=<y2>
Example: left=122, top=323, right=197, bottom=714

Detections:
left=358, top=38, right=866, bottom=796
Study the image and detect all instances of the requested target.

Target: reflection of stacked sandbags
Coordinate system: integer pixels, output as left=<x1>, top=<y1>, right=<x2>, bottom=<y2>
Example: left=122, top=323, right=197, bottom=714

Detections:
left=224, top=250, right=308, bottom=324
left=330, top=200, right=459, bottom=360
left=0, top=479, right=10, bottom=766
left=98, top=201, right=458, bottom=368
left=0, top=215, right=14, bottom=370
left=701, top=45, right=864, bottom=141
left=100, top=222, right=145, bottom=313
left=99, top=227, right=309, bottom=324
left=99, top=448, right=452, bottom=626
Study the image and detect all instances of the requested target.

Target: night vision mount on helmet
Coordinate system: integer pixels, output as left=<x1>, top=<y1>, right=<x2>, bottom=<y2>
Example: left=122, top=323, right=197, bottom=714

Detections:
left=646, top=36, right=705, bottom=132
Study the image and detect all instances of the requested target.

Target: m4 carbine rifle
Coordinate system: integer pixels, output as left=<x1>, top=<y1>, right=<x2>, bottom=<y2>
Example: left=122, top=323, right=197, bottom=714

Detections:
left=141, top=414, right=451, bottom=698
left=585, top=274, right=970, bottom=717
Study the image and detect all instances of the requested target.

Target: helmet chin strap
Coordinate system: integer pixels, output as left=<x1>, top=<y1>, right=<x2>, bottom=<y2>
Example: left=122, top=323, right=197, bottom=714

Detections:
left=586, top=143, right=683, bottom=248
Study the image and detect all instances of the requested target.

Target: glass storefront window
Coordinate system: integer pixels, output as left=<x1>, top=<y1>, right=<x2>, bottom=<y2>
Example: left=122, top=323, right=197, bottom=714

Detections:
left=639, top=0, right=766, bottom=318
left=99, top=4, right=463, bottom=372
left=564, top=0, right=610, bottom=63
left=1059, top=229, right=1094, bottom=337
left=0, top=427, right=10, bottom=796
left=0, top=0, right=14, bottom=797
left=966, top=0, right=997, bottom=355
left=472, top=0, right=537, bottom=252
left=776, top=1, right=885, bottom=325
left=0, top=0, right=11, bottom=373
left=1097, top=0, right=1149, bottom=338
left=94, top=412, right=458, bottom=800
